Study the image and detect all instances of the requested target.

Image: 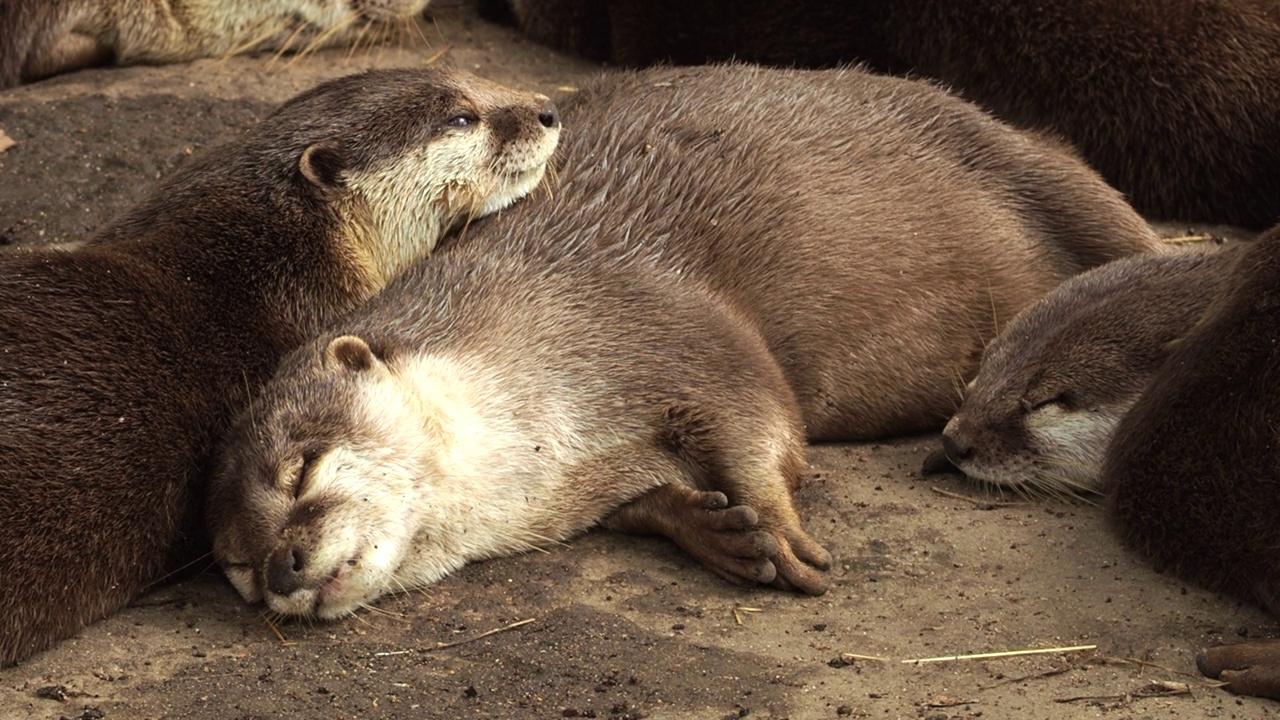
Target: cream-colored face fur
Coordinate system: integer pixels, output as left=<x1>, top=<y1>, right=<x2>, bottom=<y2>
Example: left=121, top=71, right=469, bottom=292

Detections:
left=70, top=1, right=434, bottom=66
left=342, top=96, right=560, bottom=284
left=213, top=336, right=597, bottom=618
left=942, top=399, right=1128, bottom=496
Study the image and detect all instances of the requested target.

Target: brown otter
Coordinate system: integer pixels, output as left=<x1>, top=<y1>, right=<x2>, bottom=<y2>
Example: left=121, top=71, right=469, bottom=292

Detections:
left=452, top=64, right=1163, bottom=442
left=928, top=248, right=1236, bottom=495
left=486, top=0, right=1280, bottom=228
left=210, top=62, right=1161, bottom=615
left=1103, top=224, right=1280, bottom=699
left=0, top=66, right=559, bottom=665
left=208, top=248, right=834, bottom=617
left=0, top=0, right=430, bottom=89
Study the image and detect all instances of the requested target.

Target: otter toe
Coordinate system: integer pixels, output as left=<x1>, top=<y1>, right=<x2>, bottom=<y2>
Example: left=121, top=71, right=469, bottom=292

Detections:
left=1197, top=640, right=1280, bottom=699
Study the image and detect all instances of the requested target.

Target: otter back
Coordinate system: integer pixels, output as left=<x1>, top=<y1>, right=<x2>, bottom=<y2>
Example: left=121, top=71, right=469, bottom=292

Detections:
left=460, top=63, right=1163, bottom=441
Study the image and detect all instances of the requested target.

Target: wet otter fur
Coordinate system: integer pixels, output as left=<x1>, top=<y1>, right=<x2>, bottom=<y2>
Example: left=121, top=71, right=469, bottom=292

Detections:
left=0, top=66, right=559, bottom=665
left=930, top=248, right=1236, bottom=495
left=489, top=0, right=1280, bottom=228
left=1103, top=224, right=1280, bottom=699
left=0, top=0, right=430, bottom=89
left=209, top=247, right=834, bottom=617
left=210, top=62, right=1162, bottom=616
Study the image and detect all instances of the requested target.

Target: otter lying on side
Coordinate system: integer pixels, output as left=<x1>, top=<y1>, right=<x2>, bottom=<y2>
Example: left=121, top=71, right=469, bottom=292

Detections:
left=1103, top=225, right=1280, bottom=700
left=926, top=248, right=1236, bottom=495
left=209, top=248, right=834, bottom=617
left=0, top=0, right=430, bottom=88
left=0, top=66, right=559, bottom=665
left=487, top=0, right=1280, bottom=228
left=210, top=63, right=1162, bottom=616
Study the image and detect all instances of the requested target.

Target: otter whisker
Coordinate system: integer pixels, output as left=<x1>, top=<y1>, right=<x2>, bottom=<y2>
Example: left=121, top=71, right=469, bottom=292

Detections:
left=266, top=21, right=309, bottom=69
left=219, top=16, right=284, bottom=61
left=289, top=15, right=356, bottom=65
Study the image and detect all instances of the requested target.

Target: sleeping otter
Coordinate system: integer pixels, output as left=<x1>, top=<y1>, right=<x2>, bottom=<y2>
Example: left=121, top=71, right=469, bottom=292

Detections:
left=0, top=65, right=559, bottom=665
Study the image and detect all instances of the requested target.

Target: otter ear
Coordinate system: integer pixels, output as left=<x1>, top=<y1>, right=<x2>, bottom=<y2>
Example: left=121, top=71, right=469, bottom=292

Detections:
left=324, top=335, right=377, bottom=373
left=300, top=141, right=346, bottom=189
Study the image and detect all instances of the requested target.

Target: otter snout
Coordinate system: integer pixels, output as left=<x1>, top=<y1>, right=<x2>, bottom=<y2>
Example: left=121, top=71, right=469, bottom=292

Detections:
left=941, top=430, right=975, bottom=464
left=537, top=99, right=560, bottom=129
left=267, top=545, right=309, bottom=596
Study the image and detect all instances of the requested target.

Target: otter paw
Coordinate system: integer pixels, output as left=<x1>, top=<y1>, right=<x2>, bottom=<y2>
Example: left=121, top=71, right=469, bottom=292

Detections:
left=766, top=526, right=832, bottom=596
left=677, top=491, right=782, bottom=586
left=1197, top=639, right=1280, bottom=700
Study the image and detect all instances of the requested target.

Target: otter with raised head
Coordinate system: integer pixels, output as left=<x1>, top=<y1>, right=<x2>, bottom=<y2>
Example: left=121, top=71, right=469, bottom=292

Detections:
left=1103, top=225, right=1280, bottom=699
left=0, top=66, right=559, bottom=665
left=487, top=0, right=1280, bottom=228
left=927, top=248, right=1236, bottom=495
left=209, top=248, right=833, bottom=617
left=0, top=0, right=430, bottom=89
left=210, top=63, right=1161, bottom=616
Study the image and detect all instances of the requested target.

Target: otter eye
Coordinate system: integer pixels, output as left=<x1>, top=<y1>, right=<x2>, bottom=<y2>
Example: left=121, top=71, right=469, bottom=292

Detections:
left=294, top=449, right=320, bottom=498
left=445, top=111, right=479, bottom=128
left=1022, top=393, right=1072, bottom=413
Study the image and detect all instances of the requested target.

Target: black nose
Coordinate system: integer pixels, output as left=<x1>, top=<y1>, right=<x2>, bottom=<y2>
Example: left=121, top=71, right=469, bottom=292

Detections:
left=941, top=432, right=974, bottom=464
left=266, top=545, right=308, bottom=597
left=538, top=101, right=559, bottom=129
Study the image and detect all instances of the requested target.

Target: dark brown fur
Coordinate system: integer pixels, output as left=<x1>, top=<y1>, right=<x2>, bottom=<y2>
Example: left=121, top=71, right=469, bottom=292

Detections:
left=1103, top=225, right=1280, bottom=698
left=458, top=64, right=1163, bottom=442
left=0, top=66, right=557, bottom=665
left=494, top=0, right=1280, bottom=228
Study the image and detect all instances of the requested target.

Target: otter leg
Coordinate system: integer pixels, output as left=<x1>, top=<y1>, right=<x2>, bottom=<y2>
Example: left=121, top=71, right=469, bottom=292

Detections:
left=604, top=482, right=782, bottom=588
left=1197, top=639, right=1280, bottom=700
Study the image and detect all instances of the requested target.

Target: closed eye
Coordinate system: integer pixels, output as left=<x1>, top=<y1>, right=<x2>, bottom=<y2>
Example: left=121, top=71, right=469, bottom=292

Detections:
left=1021, top=392, right=1073, bottom=413
left=294, top=449, right=321, bottom=498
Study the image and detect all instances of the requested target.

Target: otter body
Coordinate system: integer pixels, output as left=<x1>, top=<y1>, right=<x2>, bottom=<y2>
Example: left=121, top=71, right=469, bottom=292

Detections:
left=492, top=0, right=1280, bottom=228
left=0, top=66, right=559, bottom=665
left=463, top=64, right=1162, bottom=441
left=210, top=248, right=834, bottom=617
left=932, top=248, right=1236, bottom=495
left=1103, top=225, right=1280, bottom=699
left=0, top=0, right=429, bottom=88
left=212, top=63, right=1159, bottom=616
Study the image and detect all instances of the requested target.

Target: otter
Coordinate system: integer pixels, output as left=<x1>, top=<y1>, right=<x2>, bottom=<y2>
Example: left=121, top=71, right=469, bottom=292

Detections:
left=486, top=0, right=1280, bottom=228
left=0, top=0, right=430, bottom=89
left=450, top=64, right=1163, bottom=442
left=1102, top=224, right=1280, bottom=699
left=210, top=62, right=1161, bottom=615
left=208, top=248, right=834, bottom=617
left=926, top=248, right=1236, bottom=495
left=0, top=66, right=559, bottom=665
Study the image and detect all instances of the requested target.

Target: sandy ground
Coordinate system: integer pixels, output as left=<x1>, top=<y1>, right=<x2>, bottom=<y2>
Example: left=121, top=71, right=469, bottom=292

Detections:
left=0, top=2, right=1275, bottom=718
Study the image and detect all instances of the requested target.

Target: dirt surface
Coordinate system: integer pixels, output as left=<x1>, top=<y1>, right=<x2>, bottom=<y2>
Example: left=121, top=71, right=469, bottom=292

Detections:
left=0, top=2, right=1274, bottom=718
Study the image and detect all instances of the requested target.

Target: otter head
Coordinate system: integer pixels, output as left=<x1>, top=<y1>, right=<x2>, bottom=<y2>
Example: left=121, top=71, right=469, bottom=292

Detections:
left=255, top=66, right=560, bottom=289
left=928, top=252, right=1226, bottom=495
left=208, top=334, right=438, bottom=618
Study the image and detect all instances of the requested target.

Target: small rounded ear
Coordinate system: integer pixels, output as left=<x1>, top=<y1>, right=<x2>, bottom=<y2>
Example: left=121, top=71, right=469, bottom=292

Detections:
left=324, top=335, right=377, bottom=373
left=300, top=141, right=345, bottom=189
